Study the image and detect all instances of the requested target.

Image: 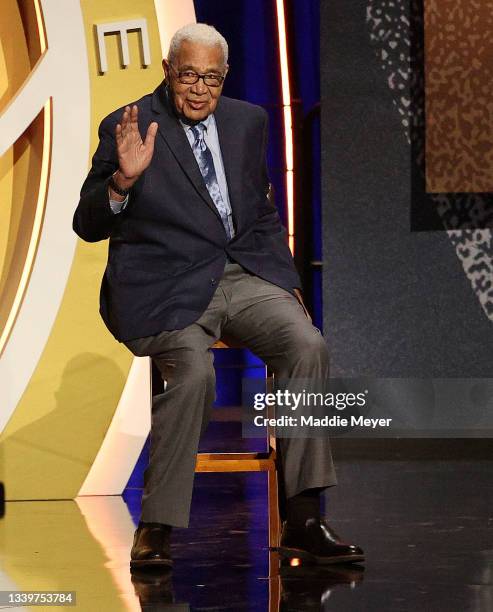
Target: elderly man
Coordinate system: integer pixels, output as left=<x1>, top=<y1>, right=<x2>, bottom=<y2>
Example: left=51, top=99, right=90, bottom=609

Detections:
left=73, top=23, right=363, bottom=568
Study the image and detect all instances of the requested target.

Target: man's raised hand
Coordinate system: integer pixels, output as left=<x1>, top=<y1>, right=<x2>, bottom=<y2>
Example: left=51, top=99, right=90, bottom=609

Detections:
left=114, top=105, right=158, bottom=188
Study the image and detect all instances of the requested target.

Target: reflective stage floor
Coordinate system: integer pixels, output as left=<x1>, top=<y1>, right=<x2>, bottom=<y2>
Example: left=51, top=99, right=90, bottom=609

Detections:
left=1, top=434, right=492, bottom=611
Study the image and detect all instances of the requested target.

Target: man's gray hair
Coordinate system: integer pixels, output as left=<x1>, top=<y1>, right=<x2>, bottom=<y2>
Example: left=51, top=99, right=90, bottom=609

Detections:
left=168, top=23, right=229, bottom=66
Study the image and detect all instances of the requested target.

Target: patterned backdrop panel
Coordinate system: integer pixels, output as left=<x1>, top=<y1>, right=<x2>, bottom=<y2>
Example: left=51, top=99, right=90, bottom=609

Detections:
left=425, top=0, right=493, bottom=193
left=321, top=0, right=493, bottom=435
left=365, top=0, right=493, bottom=319
left=321, top=0, right=493, bottom=378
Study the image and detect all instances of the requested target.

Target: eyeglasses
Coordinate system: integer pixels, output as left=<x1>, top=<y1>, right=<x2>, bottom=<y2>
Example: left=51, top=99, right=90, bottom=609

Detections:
left=169, top=64, right=225, bottom=87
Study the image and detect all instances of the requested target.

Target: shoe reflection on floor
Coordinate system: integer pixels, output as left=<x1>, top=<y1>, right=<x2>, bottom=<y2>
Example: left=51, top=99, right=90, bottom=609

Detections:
left=278, top=560, right=365, bottom=611
left=130, top=567, right=189, bottom=611
left=129, top=559, right=364, bottom=612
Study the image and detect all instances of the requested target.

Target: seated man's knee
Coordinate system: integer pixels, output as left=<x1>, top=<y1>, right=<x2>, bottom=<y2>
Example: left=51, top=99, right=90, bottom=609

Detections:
left=290, top=329, right=329, bottom=365
left=156, top=350, right=215, bottom=394
left=183, top=353, right=215, bottom=391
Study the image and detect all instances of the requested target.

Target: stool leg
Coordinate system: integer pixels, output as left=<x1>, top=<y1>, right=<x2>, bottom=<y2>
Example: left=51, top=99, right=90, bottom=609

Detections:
left=268, top=467, right=280, bottom=547
left=268, top=467, right=281, bottom=578
left=266, top=365, right=281, bottom=577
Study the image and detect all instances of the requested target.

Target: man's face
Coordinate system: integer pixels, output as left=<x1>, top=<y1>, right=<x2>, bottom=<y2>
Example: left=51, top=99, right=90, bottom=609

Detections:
left=163, top=40, right=228, bottom=122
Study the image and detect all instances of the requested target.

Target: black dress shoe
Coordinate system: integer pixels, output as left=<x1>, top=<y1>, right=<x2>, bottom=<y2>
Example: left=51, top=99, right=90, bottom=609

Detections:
left=130, top=523, right=173, bottom=568
left=277, top=518, right=365, bottom=565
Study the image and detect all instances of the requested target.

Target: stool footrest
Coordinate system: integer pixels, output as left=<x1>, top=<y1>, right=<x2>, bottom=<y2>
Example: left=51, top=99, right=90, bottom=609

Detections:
left=195, top=451, right=276, bottom=473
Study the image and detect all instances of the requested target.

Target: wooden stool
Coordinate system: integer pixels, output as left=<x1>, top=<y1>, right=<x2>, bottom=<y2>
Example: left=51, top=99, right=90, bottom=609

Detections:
left=195, top=340, right=281, bottom=572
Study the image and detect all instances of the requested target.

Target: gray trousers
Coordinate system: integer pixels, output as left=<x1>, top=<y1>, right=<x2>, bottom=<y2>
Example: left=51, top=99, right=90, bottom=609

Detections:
left=124, top=262, right=337, bottom=527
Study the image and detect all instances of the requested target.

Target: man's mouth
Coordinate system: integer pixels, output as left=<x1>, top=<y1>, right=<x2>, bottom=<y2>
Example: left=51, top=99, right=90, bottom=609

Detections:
left=187, top=99, right=207, bottom=110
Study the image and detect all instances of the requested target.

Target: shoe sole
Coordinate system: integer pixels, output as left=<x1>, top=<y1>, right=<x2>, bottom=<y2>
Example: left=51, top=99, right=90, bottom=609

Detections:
left=130, top=558, right=173, bottom=569
left=274, top=546, right=365, bottom=565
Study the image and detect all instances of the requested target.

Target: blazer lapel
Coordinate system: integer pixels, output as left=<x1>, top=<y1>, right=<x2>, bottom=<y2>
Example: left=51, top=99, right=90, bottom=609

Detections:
left=214, top=98, right=243, bottom=235
left=150, top=83, right=223, bottom=224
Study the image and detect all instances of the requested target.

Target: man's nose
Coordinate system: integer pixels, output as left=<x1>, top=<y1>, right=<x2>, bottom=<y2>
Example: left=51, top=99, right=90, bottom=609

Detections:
left=191, top=77, right=207, bottom=95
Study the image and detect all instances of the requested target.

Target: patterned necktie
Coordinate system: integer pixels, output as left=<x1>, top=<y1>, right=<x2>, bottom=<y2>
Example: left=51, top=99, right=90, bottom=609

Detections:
left=190, top=123, right=233, bottom=240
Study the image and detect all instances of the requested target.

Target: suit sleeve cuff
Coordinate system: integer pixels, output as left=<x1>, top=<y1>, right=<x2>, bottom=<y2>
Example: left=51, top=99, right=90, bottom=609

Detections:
left=109, top=193, right=129, bottom=214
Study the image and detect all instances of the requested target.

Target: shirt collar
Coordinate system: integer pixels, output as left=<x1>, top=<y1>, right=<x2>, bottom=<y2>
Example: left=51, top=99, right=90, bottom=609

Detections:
left=179, top=112, right=214, bottom=133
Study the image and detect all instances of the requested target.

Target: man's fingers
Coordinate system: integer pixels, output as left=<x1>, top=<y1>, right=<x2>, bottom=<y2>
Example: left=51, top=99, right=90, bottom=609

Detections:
left=120, top=106, right=131, bottom=137
left=121, top=105, right=130, bottom=124
left=118, top=105, right=151, bottom=157
left=144, top=122, right=158, bottom=148
left=130, top=104, right=139, bottom=130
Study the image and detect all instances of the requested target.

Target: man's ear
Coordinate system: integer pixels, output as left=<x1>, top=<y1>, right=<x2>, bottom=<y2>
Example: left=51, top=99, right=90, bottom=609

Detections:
left=162, top=58, right=170, bottom=83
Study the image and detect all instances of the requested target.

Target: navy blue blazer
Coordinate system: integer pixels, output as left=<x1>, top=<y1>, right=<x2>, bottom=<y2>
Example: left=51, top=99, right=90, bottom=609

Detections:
left=73, top=81, right=301, bottom=341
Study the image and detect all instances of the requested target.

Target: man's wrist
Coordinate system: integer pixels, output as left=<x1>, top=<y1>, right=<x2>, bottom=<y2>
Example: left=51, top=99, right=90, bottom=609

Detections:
left=108, top=170, right=137, bottom=202
left=113, top=169, right=138, bottom=191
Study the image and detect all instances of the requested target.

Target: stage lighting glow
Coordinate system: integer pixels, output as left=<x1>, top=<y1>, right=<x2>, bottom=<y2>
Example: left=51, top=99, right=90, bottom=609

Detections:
left=275, top=0, right=295, bottom=254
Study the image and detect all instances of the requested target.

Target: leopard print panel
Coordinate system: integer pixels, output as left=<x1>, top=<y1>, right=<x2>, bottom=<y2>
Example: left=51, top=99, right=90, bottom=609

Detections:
left=366, top=0, right=493, bottom=321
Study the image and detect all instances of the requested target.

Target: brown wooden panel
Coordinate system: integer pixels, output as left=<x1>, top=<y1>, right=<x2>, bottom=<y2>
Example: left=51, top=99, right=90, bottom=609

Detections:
left=425, top=0, right=493, bottom=192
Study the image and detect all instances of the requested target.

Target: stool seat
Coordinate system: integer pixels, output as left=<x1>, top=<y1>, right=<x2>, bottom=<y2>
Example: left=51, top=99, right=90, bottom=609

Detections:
left=212, top=340, right=230, bottom=349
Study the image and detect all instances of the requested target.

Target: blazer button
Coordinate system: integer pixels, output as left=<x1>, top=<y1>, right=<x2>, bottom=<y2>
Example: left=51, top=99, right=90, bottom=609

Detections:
left=211, top=278, right=217, bottom=286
